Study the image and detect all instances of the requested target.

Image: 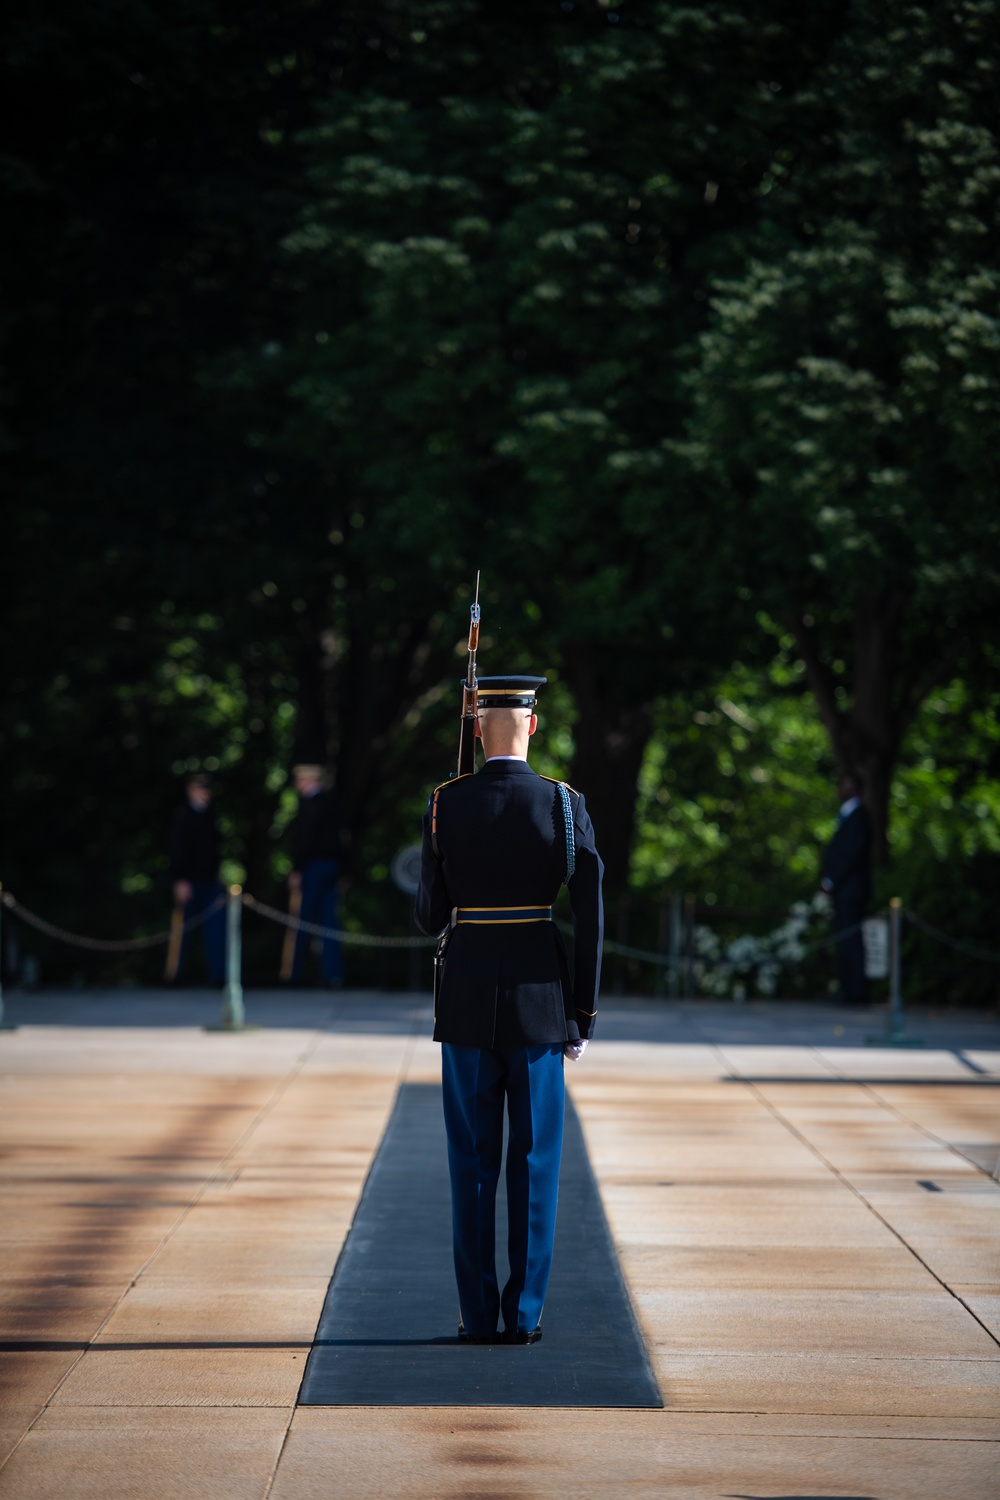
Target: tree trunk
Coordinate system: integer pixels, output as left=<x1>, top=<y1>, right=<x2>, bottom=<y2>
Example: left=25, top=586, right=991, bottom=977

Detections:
left=564, top=655, right=653, bottom=895
left=290, top=620, right=330, bottom=766
left=330, top=606, right=445, bottom=872
left=788, top=591, right=903, bottom=865
left=788, top=589, right=964, bottom=867
left=844, top=590, right=905, bottom=865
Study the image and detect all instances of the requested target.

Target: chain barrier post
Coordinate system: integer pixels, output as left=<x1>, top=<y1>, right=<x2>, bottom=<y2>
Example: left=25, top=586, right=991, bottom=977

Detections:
left=224, top=884, right=245, bottom=1027
left=0, top=884, right=16, bottom=1030
left=205, top=886, right=257, bottom=1033
left=867, top=897, right=923, bottom=1048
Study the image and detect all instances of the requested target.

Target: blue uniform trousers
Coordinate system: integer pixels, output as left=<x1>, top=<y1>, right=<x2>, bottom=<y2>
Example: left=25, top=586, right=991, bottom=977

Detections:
left=291, top=857, right=343, bottom=984
left=441, top=1042, right=564, bottom=1337
left=177, top=879, right=226, bottom=985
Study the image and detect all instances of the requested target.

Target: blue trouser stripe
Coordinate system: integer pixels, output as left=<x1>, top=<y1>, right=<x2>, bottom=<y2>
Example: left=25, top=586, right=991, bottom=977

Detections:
left=441, top=1043, right=565, bottom=1337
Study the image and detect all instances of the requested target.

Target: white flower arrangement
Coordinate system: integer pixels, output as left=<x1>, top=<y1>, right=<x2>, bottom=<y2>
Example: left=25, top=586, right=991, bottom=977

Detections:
left=693, top=893, right=829, bottom=999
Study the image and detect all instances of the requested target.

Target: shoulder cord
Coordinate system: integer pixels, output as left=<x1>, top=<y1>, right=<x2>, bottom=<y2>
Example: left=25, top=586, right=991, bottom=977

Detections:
left=556, top=782, right=576, bottom=884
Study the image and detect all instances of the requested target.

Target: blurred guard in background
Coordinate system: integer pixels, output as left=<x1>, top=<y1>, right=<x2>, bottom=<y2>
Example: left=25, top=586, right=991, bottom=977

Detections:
left=820, top=771, right=872, bottom=1006
left=165, top=773, right=226, bottom=985
left=285, top=764, right=344, bottom=988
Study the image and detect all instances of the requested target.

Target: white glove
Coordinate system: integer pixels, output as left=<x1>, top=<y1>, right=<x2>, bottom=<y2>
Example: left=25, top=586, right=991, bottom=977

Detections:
left=563, top=1039, right=588, bottom=1062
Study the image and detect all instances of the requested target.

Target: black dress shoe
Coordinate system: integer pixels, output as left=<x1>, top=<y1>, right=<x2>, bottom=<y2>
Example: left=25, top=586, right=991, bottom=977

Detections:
left=457, top=1324, right=494, bottom=1344
left=503, top=1327, right=542, bottom=1345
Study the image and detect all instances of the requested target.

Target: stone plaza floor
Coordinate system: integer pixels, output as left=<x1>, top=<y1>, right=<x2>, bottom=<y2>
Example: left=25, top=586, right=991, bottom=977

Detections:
left=0, top=989, right=997, bottom=1498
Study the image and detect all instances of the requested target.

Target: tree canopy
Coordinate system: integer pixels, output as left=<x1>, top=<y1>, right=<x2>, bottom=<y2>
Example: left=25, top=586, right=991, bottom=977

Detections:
left=2, top=0, right=997, bottom=1001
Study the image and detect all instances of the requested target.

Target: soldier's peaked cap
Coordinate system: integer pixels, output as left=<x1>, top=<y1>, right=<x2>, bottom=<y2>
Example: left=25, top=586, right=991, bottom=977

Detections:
left=474, top=675, right=547, bottom=708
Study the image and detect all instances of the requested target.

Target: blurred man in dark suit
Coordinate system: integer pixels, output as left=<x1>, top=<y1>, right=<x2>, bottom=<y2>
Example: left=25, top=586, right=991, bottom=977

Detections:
left=166, top=772, right=226, bottom=985
left=286, top=764, right=344, bottom=987
left=820, top=772, right=872, bottom=1005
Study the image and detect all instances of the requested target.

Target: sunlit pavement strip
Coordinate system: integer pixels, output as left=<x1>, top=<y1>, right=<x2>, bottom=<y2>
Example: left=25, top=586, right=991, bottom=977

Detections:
left=0, top=990, right=997, bottom=1498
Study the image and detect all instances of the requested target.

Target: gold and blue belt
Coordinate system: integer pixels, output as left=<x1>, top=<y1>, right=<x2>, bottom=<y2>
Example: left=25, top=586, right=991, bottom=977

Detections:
left=454, top=906, right=553, bottom=925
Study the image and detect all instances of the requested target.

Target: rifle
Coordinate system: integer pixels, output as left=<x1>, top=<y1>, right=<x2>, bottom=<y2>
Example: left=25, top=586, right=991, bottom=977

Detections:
left=431, top=574, right=481, bottom=1012
left=280, top=883, right=302, bottom=982
left=456, top=570, right=481, bottom=777
left=163, top=901, right=184, bottom=982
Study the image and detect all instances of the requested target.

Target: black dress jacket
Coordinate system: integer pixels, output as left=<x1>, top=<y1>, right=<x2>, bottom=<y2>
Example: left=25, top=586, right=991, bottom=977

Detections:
left=167, top=803, right=220, bottom=883
left=415, top=758, right=604, bottom=1049
left=291, top=789, right=343, bottom=872
left=821, top=803, right=872, bottom=905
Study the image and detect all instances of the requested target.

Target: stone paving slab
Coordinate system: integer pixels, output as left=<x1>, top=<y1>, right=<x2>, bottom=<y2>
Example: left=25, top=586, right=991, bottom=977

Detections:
left=0, top=992, right=997, bottom=1497
left=268, top=1408, right=999, bottom=1500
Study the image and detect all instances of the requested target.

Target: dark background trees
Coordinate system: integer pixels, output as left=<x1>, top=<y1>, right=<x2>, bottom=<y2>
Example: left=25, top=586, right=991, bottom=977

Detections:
left=685, top=0, right=1000, bottom=864
left=2, top=1, right=997, bottom=1002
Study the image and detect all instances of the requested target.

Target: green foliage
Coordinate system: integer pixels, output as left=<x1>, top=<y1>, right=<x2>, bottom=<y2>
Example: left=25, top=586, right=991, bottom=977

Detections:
left=684, top=0, right=1000, bottom=855
left=2, top=0, right=997, bottom=1001
left=632, top=652, right=832, bottom=905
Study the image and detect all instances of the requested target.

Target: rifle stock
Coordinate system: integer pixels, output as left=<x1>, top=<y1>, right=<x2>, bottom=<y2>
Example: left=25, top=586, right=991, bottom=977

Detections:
left=457, top=711, right=477, bottom=777
left=163, top=903, right=184, bottom=982
left=280, top=885, right=302, bottom=982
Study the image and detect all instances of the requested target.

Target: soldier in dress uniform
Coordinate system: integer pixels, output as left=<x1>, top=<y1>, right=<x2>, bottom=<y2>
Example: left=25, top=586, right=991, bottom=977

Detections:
left=286, top=764, right=345, bottom=987
left=414, top=676, right=604, bottom=1345
left=165, top=772, right=226, bottom=985
left=820, top=771, right=872, bottom=1005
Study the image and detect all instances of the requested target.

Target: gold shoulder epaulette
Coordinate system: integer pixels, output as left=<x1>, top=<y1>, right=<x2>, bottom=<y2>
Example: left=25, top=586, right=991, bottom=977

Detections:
left=432, top=773, right=472, bottom=796
left=539, top=774, right=579, bottom=797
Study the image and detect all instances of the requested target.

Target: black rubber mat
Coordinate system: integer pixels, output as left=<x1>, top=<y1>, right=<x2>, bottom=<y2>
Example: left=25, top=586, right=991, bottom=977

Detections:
left=298, top=1082, right=662, bottom=1407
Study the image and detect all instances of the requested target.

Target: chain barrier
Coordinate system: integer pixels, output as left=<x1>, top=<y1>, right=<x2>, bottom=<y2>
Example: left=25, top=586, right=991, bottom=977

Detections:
left=783, top=919, right=868, bottom=956
left=558, top=914, right=867, bottom=968
left=241, top=893, right=435, bottom=949
left=4, top=888, right=995, bottom=969
left=0, top=890, right=225, bottom=953
left=904, top=909, right=1000, bottom=966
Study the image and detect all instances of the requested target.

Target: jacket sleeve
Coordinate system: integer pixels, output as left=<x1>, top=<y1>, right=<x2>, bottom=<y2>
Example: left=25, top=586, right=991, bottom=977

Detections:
left=567, top=790, right=604, bottom=1039
left=414, top=798, right=453, bottom=936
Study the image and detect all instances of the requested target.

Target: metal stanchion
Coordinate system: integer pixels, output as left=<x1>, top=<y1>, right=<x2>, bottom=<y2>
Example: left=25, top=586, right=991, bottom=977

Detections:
left=867, top=897, right=923, bottom=1047
left=205, top=886, right=258, bottom=1033
left=0, top=884, right=17, bottom=1030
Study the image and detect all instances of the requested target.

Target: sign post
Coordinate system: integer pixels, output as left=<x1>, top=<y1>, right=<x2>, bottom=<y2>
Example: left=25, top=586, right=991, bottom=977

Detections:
left=867, top=898, right=923, bottom=1047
